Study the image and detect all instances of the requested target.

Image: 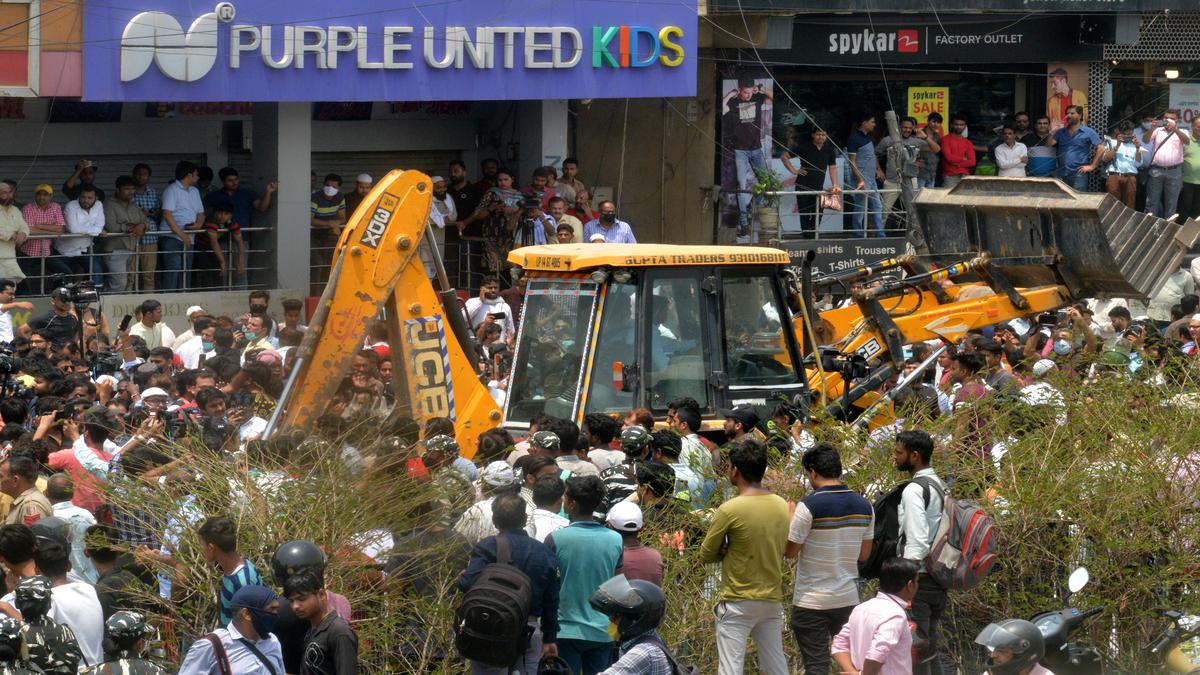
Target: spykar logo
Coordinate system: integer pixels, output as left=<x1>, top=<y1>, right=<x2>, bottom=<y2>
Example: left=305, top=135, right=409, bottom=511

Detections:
left=828, top=27, right=919, bottom=56
left=120, top=3, right=236, bottom=82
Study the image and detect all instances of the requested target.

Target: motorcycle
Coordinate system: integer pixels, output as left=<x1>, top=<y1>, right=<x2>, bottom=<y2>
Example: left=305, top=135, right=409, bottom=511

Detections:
left=1148, top=610, right=1200, bottom=674
left=1030, top=567, right=1106, bottom=674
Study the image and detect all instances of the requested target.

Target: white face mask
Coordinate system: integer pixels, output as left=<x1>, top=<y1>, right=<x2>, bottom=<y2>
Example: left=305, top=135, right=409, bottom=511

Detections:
left=1142, top=122, right=1154, bottom=131
left=322, top=185, right=338, bottom=198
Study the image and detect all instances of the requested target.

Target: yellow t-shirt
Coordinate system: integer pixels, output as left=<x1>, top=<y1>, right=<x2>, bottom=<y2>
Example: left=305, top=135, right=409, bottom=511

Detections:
left=700, top=492, right=790, bottom=602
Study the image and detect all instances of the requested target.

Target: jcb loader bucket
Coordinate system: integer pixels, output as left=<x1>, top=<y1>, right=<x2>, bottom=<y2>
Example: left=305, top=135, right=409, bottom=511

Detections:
left=912, top=177, right=1200, bottom=300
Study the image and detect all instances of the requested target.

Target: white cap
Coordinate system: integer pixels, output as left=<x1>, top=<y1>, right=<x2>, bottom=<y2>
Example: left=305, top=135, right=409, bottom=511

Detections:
left=589, top=233, right=606, bottom=242
left=186, top=305, right=204, bottom=317
left=356, top=173, right=373, bottom=184
left=606, top=501, right=643, bottom=532
left=431, top=175, right=445, bottom=184
left=1032, top=359, right=1056, bottom=377
left=481, top=460, right=516, bottom=487
left=1191, top=313, right=1200, bottom=323
left=141, top=387, right=170, bottom=399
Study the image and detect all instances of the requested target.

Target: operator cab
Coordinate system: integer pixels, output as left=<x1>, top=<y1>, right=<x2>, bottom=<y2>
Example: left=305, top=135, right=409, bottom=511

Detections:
left=503, top=245, right=808, bottom=432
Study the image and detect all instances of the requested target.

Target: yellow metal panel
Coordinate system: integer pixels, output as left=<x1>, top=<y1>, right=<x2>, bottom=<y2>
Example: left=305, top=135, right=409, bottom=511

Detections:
left=509, top=244, right=789, bottom=272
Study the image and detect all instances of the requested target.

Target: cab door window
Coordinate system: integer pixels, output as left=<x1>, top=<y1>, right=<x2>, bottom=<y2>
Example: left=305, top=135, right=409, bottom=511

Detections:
left=721, top=273, right=799, bottom=386
left=646, top=273, right=709, bottom=411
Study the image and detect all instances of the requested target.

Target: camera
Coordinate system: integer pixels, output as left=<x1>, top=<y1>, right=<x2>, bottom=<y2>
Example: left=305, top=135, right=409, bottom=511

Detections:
left=0, top=347, right=22, bottom=376
left=89, top=350, right=123, bottom=377
left=49, top=275, right=99, bottom=306
left=201, top=415, right=235, bottom=450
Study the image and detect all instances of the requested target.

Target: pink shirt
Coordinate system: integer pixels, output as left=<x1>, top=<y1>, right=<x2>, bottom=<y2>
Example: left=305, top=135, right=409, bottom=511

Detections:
left=1151, top=127, right=1190, bottom=167
left=20, top=202, right=63, bottom=257
left=48, top=446, right=113, bottom=513
left=831, top=592, right=912, bottom=675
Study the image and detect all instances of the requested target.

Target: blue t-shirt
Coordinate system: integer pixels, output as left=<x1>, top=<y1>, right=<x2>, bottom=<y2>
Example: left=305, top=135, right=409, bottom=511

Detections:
left=1053, top=125, right=1102, bottom=178
left=847, top=129, right=877, bottom=178
left=220, top=558, right=264, bottom=626
left=544, top=521, right=624, bottom=642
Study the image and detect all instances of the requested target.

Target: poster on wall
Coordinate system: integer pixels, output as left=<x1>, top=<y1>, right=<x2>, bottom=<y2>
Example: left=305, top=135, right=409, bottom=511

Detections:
left=908, top=87, right=949, bottom=122
left=1046, top=63, right=1089, bottom=131
left=1169, top=83, right=1200, bottom=126
left=718, top=73, right=776, bottom=242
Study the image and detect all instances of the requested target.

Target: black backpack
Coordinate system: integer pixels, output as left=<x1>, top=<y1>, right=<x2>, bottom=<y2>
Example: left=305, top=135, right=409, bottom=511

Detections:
left=454, top=534, right=534, bottom=667
left=859, top=477, right=937, bottom=580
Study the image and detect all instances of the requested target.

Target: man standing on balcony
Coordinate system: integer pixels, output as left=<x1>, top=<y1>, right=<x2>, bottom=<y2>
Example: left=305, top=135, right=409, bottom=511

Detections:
left=161, top=161, right=206, bottom=291
left=1146, top=108, right=1192, bottom=218
left=19, top=185, right=66, bottom=293
left=0, top=182, right=29, bottom=285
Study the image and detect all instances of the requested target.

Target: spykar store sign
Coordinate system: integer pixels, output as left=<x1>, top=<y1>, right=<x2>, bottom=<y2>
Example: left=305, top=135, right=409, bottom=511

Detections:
left=794, top=14, right=1108, bottom=65
left=82, top=0, right=696, bottom=102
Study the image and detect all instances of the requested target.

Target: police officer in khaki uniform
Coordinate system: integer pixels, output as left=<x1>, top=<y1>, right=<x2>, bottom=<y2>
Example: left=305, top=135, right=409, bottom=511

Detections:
left=0, top=456, right=51, bottom=527
left=84, top=611, right=167, bottom=675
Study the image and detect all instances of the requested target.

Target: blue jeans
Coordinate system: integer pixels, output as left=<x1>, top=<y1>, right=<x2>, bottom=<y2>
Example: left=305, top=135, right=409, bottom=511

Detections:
left=159, top=236, right=191, bottom=290
left=735, top=148, right=768, bottom=231
left=1146, top=164, right=1183, bottom=217
left=849, top=175, right=884, bottom=236
left=557, top=638, right=614, bottom=675
left=918, top=176, right=937, bottom=189
left=1060, top=171, right=1089, bottom=192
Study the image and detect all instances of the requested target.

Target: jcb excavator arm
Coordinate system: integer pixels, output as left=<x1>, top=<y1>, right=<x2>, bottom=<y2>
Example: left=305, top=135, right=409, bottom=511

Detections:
left=266, top=170, right=501, bottom=455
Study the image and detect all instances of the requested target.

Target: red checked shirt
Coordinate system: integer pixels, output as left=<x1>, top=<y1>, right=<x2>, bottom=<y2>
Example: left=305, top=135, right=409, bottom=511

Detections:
left=20, top=202, right=64, bottom=257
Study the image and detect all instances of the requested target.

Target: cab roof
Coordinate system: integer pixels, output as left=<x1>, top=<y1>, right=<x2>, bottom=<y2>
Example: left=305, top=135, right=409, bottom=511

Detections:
left=508, top=244, right=791, bottom=272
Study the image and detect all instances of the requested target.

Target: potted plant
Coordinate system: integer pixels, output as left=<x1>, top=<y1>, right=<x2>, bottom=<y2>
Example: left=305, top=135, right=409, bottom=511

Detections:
left=752, top=166, right=783, bottom=243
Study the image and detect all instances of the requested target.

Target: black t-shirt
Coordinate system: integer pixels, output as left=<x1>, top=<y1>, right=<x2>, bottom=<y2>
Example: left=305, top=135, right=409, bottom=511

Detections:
left=301, top=611, right=358, bottom=675
left=728, top=92, right=768, bottom=151
left=794, top=141, right=839, bottom=191
left=27, top=311, right=80, bottom=346
left=450, top=182, right=482, bottom=229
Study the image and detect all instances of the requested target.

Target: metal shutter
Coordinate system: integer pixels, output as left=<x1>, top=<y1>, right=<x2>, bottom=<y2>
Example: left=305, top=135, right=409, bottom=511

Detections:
left=0, top=154, right=205, bottom=205
left=312, top=151, right=463, bottom=185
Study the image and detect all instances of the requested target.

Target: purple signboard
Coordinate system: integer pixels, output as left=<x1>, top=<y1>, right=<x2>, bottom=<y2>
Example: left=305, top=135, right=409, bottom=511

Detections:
left=82, top=0, right=697, bottom=102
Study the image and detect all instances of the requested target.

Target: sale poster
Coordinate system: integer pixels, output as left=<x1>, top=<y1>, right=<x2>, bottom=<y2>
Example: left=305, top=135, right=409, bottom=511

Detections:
left=908, top=87, right=949, bottom=122
left=1170, top=83, right=1200, bottom=126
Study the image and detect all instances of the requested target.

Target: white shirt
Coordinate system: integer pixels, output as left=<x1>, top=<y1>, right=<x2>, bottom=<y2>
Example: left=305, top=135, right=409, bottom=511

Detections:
left=995, top=142, right=1029, bottom=177
left=60, top=200, right=106, bottom=257
left=52, top=501, right=98, bottom=583
left=162, top=180, right=205, bottom=243
left=530, top=508, right=569, bottom=542
left=896, top=467, right=945, bottom=561
left=464, top=297, right=516, bottom=342
left=129, top=320, right=176, bottom=350
left=454, top=496, right=535, bottom=545
left=172, top=328, right=196, bottom=351
left=176, top=334, right=214, bottom=369
left=0, top=308, right=12, bottom=343
left=50, top=581, right=105, bottom=667
left=178, top=621, right=286, bottom=675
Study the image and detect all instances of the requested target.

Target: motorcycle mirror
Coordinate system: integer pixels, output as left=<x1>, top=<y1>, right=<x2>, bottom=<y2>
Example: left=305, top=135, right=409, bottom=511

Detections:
left=1067, top=567, right=1090, bottom=594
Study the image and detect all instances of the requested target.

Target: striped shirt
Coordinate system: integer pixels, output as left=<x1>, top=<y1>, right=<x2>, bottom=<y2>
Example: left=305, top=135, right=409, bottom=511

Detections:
left=20, top=202, right=63, bottom=257
left=788, top=484, right=874, bottom=610
left=131, top=185, right=161, bottom=244
left=219, top=558, right=264, bottom=627
left=310, top=192, right=345, bottom=224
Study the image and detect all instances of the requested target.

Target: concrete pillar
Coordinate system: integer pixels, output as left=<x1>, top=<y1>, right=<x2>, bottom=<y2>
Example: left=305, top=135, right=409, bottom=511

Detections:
left=515, top=100, right=569, bottom=179
left=252, top=103, right=311, bottom=292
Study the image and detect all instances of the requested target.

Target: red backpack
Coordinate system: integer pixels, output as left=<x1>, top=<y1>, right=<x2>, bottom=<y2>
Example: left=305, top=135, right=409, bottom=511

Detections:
left=922, top=479, right=997, bottom=591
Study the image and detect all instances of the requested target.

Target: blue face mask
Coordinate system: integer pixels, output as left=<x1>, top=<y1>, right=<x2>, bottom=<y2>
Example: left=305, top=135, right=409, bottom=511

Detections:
left=244, top=332, right=257, bottom=341
left=202, top=340, right=214, bottom=351
left=244, top=607, right=278, bottom=638
left=1053, top=339, right=1072, bottom=356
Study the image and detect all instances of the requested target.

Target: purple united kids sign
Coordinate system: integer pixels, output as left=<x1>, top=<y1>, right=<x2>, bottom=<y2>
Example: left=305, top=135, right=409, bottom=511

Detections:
left=82, top=0, right=696, bottom=102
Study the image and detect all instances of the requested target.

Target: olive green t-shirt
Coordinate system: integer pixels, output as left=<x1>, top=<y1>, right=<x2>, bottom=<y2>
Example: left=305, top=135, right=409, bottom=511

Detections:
left=700, top=492, right=790, bottom=602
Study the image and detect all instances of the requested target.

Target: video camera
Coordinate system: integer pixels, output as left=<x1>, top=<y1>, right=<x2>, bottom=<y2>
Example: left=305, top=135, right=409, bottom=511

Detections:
left=49, top=275, right=100, bottom=307
left=0, top=346, right=21, bottom=376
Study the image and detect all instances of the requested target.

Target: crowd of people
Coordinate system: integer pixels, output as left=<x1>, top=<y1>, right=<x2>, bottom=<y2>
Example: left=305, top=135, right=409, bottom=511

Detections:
left=775, top=103, right=1200, bottom=239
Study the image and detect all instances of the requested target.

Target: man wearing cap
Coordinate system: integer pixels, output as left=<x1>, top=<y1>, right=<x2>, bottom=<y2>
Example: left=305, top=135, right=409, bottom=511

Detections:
left=0, top=182, right=29, bottom=286
left=63, top=160, right=104, bottom=203
left=423, top=435, right=477, bottom=529
left=454, top=460, right=533, bottom=546
left=171, top=306, right=207, bottom=350
left=607, top=502, right=662, bottom=587
left=19, top=184, right=66, bottom=292
left=344, top=174, right=374, bottom=216
left=720, top=404, right=763, bottom=444
left=179, top=584, right=285, bottom=675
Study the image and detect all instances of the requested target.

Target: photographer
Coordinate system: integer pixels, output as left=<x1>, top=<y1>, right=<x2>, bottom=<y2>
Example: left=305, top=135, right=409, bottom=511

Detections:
left=20, top=289, right=79, bottom=348
left=510, top=194, right=555, bottom=248
left=195, top=387, right=249, bottom=453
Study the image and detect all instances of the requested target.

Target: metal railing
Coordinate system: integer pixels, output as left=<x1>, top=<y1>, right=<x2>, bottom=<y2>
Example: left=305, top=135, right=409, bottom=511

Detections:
left=310, top=234, right=493, bottom=296
left=15, top=227, right=273, bottom=296
left=727, top=186, right=909, bottom=242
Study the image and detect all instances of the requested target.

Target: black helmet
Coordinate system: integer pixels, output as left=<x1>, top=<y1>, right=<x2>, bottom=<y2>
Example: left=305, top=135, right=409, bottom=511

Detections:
left=271, top=540, right=326, bottom=586
left=537, top=655, right=572, bottom=675
left=975, top=619, right=1045, bottom=675
left=588, top=575, right=666, bottom=640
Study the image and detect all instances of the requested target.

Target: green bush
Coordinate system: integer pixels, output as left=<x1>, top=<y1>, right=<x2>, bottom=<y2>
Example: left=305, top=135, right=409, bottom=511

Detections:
left=105, top=369, right=1200, bottom=672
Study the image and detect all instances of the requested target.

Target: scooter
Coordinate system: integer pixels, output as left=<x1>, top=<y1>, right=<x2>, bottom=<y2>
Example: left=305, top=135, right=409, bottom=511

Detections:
left=1030, top=567, right=1106, bottom=674
left=1148, top=610, right=1200, bottom=673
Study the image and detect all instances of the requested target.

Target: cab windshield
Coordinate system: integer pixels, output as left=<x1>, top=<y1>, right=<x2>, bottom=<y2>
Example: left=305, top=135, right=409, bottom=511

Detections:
left=504, top=279, right=600, bottom=425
